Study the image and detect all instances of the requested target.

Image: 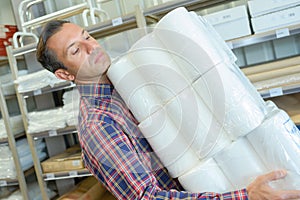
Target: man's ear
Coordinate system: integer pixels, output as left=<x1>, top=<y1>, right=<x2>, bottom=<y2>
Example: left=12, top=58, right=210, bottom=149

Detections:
left=54, top=69, right=75, bottom=81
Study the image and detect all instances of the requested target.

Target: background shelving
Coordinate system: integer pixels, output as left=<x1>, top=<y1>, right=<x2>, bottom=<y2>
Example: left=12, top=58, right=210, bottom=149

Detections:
left=1, top=0, right=300, bottom=199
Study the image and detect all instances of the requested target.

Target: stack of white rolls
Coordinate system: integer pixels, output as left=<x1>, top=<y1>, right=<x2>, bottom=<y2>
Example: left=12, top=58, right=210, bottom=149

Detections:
left=107, top=7, right=300, bottom=192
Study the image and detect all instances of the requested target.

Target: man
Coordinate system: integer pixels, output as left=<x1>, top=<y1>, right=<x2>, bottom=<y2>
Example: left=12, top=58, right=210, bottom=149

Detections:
left=36, top=20, right=300, bottom=199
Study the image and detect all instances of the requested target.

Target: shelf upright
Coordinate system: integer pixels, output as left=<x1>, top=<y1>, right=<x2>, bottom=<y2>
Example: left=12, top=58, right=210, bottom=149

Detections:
left=0, top=81, right=29, bottom=200
left=6, top=44, right=50, bottom=200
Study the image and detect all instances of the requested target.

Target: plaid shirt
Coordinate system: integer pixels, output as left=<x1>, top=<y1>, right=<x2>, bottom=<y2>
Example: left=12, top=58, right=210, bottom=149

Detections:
left=77, top=83, right=249, bottom=200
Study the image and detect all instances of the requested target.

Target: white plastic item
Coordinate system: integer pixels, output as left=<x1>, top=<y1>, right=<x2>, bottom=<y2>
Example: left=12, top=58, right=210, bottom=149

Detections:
left=247, top=108, right=300, bottom=190
left=15, top=69, right=66, bottom=93
left=138, top=107, right=199, bottom=178
left=214, top=137, right=268, bottom=189
left=164, top=85, right=231, bottom=159
left=193, top=62, right=267, bottom=140
left=27, top=108, right=67, bottom=133
left=107, top=56, right=164, bottom=122
left=251, top=5, right=300, bottom=33
left=130, top=32, right=201, bottom=85
left=178, top=158, right=234, bottom=193
left=154, top=7, right=227, bottom=73
left=203, top=5, right=252, bottom=41
left=248, top=0, right=300, bottom=17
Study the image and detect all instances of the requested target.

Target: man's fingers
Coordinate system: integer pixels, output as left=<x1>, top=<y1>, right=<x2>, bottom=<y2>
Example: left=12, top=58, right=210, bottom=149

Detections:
left=275, top=190, right=300, bottom=200
left=260, top=170, right=287, bottom=183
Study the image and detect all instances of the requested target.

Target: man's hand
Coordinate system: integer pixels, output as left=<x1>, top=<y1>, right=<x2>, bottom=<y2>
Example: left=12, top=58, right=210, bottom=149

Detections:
left=247, top=170, right=300, bottom=200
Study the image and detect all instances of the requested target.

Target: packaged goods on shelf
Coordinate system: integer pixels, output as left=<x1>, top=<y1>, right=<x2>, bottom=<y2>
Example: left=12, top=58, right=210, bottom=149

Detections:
left=41, top=145, right=84, bottom=173
left=203, top=5, right=252, bottom=41
left=0, top=70, right=27, bottom=96
left=0, top=115, right=24, bottom=140
left=57, top=176, right=107, bottom=200
left=1, top=182, right=56, bottom=200
left=14, top=69, right=66, bottom=93
left=0, top=138, right=47, bottom=178
left=248, top=0, right=300, bottom=17
left=251, top=5, right=300, bottom=33
left=62, top=89, right=80, bottom=126
left=27, top=108, right=67, bottom=134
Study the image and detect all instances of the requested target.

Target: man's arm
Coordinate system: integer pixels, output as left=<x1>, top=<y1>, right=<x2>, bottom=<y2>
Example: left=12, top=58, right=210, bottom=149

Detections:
left=79, top=120, right=248, bottom=199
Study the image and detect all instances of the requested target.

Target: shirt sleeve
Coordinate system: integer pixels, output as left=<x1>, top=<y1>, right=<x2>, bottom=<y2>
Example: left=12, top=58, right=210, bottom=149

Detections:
left=80, top=120, right=249, bottom=200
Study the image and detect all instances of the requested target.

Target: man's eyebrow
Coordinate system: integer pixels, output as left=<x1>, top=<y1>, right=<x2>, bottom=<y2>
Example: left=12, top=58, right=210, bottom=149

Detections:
left=65, top=29, right=85, bottom=55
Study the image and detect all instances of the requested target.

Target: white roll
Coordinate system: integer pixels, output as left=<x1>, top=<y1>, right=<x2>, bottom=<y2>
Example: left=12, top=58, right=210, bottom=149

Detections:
left=138, top=107, right=199, bottom=178
left=247, top=109, right=300, bottom=189
left=193, top=62, right=267, bottom=140
left=131, top=33, right=201, bottom=84
left=154, top=7, right=225, bottom=74
left=107, top=56, right=162, bottom=122
left=214, top=137, right=267, bottom=189
left=165, top=86, right=231, bottom=159
left=179, top=158, right=234, bottom=193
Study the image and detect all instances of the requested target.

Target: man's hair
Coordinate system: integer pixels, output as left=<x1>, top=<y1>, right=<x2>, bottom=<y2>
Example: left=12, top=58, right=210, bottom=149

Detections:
left=36, top=20, right=70, bottom=73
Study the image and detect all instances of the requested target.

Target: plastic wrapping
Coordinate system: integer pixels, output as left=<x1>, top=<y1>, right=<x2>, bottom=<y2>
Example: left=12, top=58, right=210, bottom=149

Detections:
left=107, top=7, right=300, bottom=192
left=178, top=158, right=233, bottom=193
left=62, top=89, right=80, bottom=126
left=27, top=108, right=67, bottom=133
left=27, top=89, right=81, bottom=132
left=0, top=138, right=47, bottom=179
left=0, top=70, right=27, bottom=96
left=15, top=69, right=66, bottom=93
left=247, top=108, right=300, bottom=190
left=0, top=115, right=24, bottom=139
left=193, top=62, right=267, bottom=140
left=1, top=182, right=56, bottom=200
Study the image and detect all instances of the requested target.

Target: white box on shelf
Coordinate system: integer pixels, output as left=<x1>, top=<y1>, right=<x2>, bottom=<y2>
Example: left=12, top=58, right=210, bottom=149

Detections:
left=251, top=5, right=300, bottom=34
left=203, top=5, right=251, bottom=41
left=248, top=0, right=300, bottom=17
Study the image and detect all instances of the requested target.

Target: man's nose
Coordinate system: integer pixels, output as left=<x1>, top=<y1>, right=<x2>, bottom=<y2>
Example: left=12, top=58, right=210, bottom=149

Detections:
left=82, top=40, right=95, bottom=54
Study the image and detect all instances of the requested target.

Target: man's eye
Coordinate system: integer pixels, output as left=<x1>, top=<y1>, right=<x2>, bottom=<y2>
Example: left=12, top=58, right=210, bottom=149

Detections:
left=72, top=48, right=79, bottom=55
left=86, top=36, right=90, bottom=40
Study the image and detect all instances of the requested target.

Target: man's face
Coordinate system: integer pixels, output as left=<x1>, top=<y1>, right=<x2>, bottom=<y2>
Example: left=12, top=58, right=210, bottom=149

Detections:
left=47, top=23, right=111, bottom=84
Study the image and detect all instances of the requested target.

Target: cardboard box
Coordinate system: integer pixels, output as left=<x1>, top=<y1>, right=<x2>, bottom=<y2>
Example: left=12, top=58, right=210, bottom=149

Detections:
left=41, top=145, right=84, bottom=173
left=251, top=5, right=300, bottom=33
left=58, top=177, right=108, bottom=200
left=248, top=0, right=300, bottom=17
left=203, top=5, right=252, bottom=41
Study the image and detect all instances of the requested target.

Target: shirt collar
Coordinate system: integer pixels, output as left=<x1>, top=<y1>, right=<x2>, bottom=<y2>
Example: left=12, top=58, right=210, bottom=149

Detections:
left=76, top=83, right=114, bottom=99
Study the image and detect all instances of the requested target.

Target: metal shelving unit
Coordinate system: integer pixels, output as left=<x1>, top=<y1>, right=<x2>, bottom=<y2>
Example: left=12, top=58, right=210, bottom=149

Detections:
left=228, top=24, right=300, bottom=49
left=87, top=0, right=230, bottom=38
left=6, top=43, right=85, bottom=199
left=0, top=82, right=29, bottom=200
left=43, top=169, right=92, bottom=181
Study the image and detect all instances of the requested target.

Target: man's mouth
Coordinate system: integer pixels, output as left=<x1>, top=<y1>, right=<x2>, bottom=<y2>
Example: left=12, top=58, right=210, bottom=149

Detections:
left=94, top=51, right=104, bottom=64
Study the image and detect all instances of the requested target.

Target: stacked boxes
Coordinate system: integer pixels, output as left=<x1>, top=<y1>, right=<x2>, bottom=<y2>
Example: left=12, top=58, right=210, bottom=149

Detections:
left=248, top=0, right=300, bottom=33
left=203, top=5, right=252, bottom=41
left=41, top=145, right=84, bottom=173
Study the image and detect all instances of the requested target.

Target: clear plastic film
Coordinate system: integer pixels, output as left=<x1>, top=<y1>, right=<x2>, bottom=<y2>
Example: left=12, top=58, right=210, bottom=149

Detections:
left=0, top=138, right=47, bottom=178
left=27, top=108, right=67, bottom=133
left=106, top=7, right=300, bottom=192
left=247, top=105, right=300, bottom=190
left=193, top=61, right=267, bottom=140
left=62, top=89, right=80, bottom=126
left=15, top=69, right=66, bottom=93
left=0, top=115, right=24, bottom=139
